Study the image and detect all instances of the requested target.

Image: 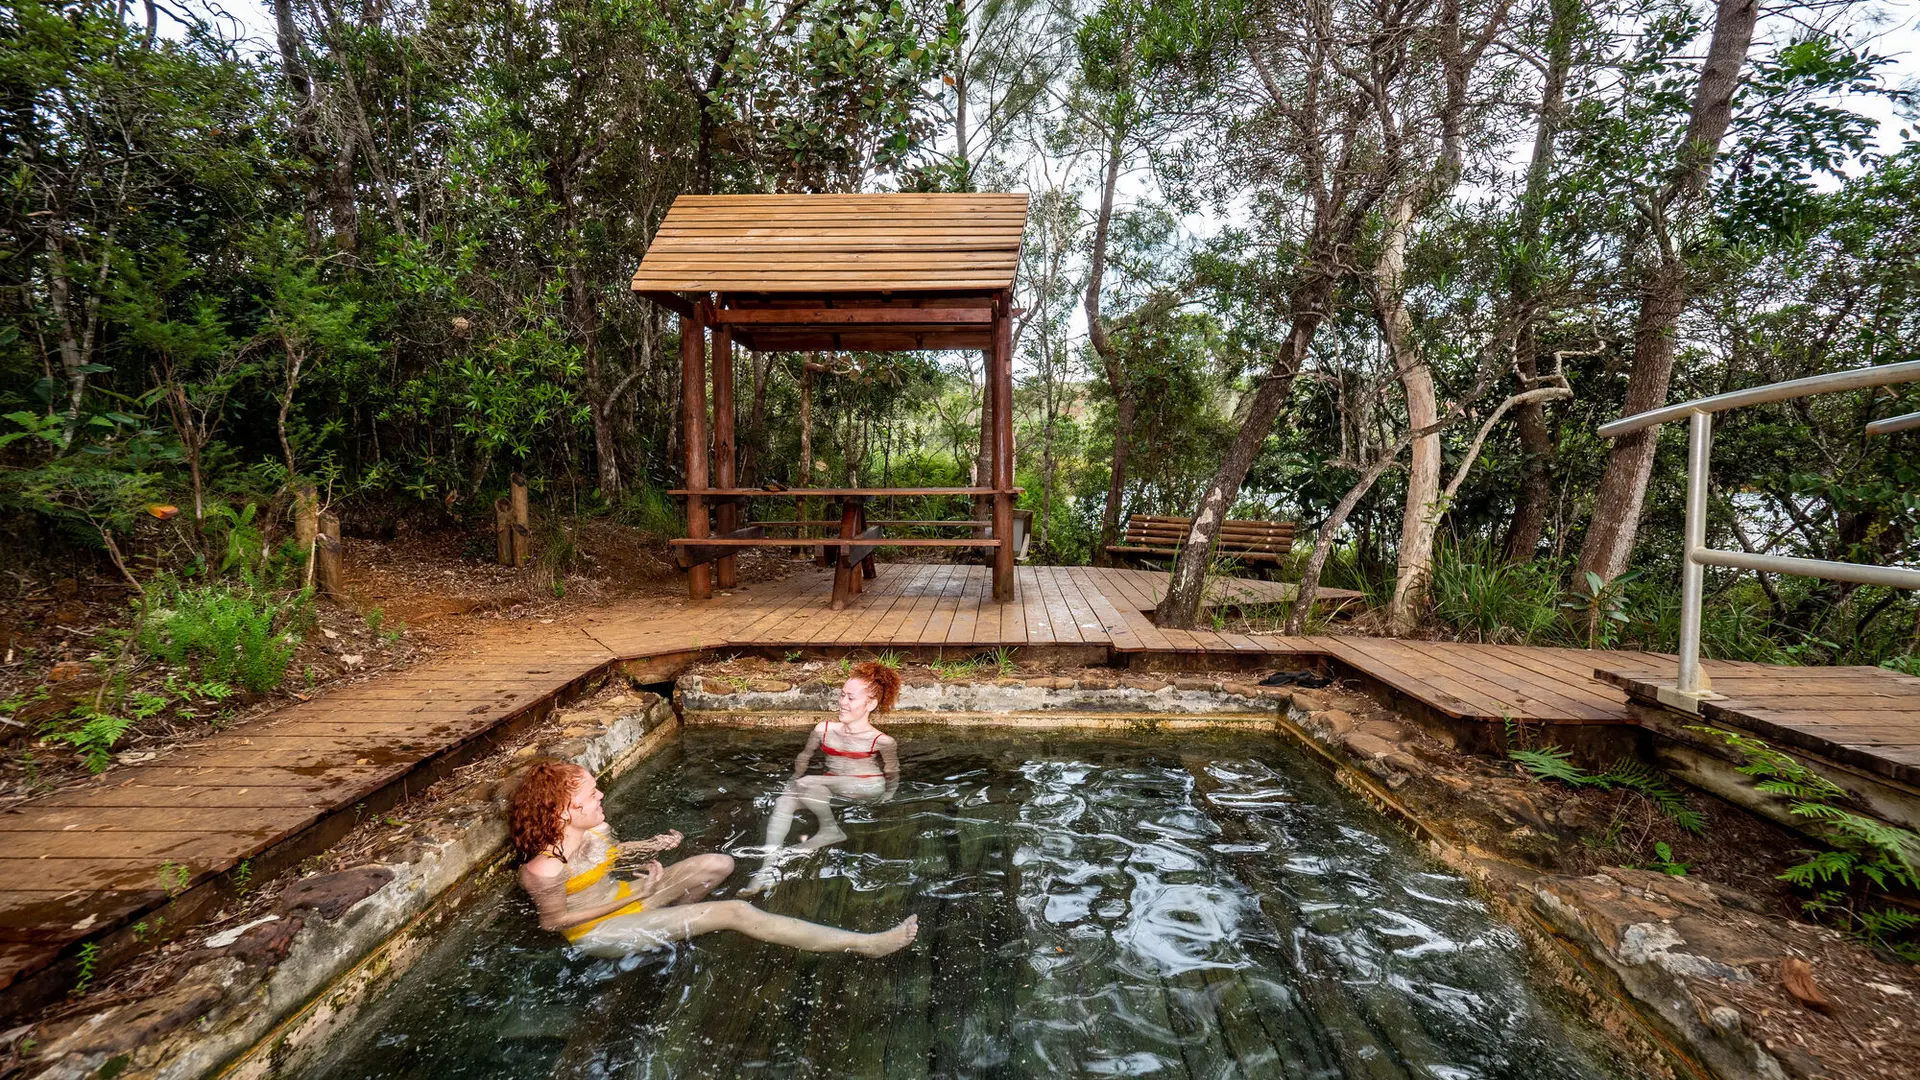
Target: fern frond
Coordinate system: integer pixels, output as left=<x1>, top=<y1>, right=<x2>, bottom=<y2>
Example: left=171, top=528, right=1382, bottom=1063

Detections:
left=1510, top=747, right=1589, bottom=786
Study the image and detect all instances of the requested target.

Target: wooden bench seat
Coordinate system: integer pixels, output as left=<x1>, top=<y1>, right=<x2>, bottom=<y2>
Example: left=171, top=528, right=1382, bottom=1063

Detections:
left=1105, top=514, right=1296, bottom=566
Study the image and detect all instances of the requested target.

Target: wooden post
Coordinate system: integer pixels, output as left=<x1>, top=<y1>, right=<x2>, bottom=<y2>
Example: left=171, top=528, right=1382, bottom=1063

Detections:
left=973, top=350, right=993, bottom=543
left=828, top=500, right=861, bottom=610
left=711, top=324, right=738, bottom=588
left=991, top=292, right=1016, bottom=601
left=495, top=497, right=513, bottom=565
left=315, top=511, right=344, bottom=598
left=682, top=304, right=712, bottom=600
left=510, top=472, right=530, bottom=568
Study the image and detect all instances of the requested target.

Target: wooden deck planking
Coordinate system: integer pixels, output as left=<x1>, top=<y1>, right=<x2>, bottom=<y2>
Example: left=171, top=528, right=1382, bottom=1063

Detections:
left=1596, top=662, right=1920, bottom=786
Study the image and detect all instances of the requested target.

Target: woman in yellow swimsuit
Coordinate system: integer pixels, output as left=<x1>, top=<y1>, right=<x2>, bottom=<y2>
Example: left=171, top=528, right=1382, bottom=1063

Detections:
left=511, top=760, right=916, bottom=957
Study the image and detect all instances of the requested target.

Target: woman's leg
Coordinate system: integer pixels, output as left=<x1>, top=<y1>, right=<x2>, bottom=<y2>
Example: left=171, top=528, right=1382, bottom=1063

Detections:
left=790, top=776, right=846, bottom=848
left=576, top=900, right=917, bottom=958
left=641, top=854, right=734, bottom=908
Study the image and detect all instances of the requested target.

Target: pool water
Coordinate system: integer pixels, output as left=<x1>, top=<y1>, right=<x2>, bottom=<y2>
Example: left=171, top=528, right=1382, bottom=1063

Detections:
left=296, top=727, right=1620, bottom=1079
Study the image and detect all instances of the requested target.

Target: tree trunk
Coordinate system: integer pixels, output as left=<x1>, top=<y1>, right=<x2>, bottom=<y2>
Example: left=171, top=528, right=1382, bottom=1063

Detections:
left=1380, top=197, right=1441, bottom=633
left=1156, top=292, right=1327, bottom=628
left=1505, top=0, right=1581, bottom=561
left=1095, top=395, right=1137, bottom=565
left=1084, top=133, right=1130, bottom=567
left=1577, top=0, right=1758, bottom=584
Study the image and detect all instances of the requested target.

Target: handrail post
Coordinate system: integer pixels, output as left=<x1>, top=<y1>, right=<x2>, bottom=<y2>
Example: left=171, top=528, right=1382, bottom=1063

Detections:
left=1677, top=409, right=1711, bottom=694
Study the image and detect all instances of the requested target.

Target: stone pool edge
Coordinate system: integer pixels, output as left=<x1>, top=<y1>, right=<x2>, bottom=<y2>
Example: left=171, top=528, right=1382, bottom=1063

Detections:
left=1277, top=694, right=1826, bottom=1080
left=26, top=694, right=679, bottom=1080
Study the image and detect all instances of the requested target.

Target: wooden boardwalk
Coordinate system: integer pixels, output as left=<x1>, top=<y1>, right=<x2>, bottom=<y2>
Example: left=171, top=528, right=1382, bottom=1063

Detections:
left=1598, top=658, right=1920, bottom=787
left=7, top=560, right=1915, bottom=1019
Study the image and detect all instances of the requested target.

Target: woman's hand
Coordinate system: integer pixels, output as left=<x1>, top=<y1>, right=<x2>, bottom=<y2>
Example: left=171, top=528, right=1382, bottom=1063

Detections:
left=617, top=830, right=683, bottom=859
left=628, top=860, right=666, bottom=899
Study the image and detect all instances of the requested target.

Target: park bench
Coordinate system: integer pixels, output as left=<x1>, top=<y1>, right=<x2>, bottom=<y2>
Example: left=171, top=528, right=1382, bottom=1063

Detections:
left=1105, top=514, right=1297, bottom=568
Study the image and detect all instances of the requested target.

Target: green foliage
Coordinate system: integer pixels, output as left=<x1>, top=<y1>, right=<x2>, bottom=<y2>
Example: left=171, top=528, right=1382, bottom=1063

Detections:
left=1692, top=726, right=1920, bottom=959
left=1428, top=540, right=1564, bottom=644
left=157, top=861, right=191, bottom=898
left=612, top=482, right=684, bottom=541
left=70, top=942, right=100, bottom=999
left=139, top=579, right=312, bottom=694
left=988, top=646, right=1019, bottom=676
left=1647, top=842, right=1689, bottom=877
left=930, top=656, right=981, bottom=680
left=47, top=707, right=135, bottom=774
left=1510, top=747, right=1705, bottom=833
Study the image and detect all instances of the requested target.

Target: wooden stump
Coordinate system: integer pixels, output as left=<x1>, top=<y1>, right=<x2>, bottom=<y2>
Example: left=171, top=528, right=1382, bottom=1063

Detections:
left=509, top=473, right=530, bottom=568
left=315, top=511, right=344, bottom=598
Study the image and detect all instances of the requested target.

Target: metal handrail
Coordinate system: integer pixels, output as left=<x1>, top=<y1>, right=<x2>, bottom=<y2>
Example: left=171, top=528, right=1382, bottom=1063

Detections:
left=1597, top=360, right=1920, bottom=708
left=1866, top=410, right=1920, bottom=436
left=1596, top=358, right=1920, bottom=438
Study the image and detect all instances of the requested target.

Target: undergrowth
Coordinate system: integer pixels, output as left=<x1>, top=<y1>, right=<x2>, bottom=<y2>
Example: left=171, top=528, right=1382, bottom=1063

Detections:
left=138, top=577, right=314, bottom=693
left=1509, top=747, right=1707, bottom=833
left=1691, top=726, right=1920, bottom=961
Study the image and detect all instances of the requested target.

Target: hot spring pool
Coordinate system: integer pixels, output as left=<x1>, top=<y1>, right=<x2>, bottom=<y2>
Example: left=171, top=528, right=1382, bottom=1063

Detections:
left=293, top=726, right=1620, bottom=1079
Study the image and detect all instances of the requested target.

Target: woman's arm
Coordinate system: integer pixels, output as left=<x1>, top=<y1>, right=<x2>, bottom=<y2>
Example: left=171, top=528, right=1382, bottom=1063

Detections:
left=878, top=735, right=900, bottom=801
left=520, top=861, right=654, bottom=932
left=793, top=724, right=824, bottom=778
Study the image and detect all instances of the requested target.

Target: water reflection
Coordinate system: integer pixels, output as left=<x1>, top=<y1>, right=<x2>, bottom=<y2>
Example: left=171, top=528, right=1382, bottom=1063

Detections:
left=297, top=729, right=1620, bottom=1080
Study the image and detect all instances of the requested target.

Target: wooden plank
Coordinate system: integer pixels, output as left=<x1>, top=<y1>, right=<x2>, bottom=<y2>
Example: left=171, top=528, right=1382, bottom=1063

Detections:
left=1037, top=566, right=1084, bottom=645
left=1316, top=637, right=1484, bottom=718
left=1424, top=646, right=1628, bottom=721
left=1021, top=566, right=1057, bottom=645
left=996, top=571, right=1028, bottom=643
left=1336, top=639, right=1539, bottom=719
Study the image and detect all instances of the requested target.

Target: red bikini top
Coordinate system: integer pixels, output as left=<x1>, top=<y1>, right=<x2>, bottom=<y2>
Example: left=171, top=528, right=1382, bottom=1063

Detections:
left=820, top=730, right=883, bottom=760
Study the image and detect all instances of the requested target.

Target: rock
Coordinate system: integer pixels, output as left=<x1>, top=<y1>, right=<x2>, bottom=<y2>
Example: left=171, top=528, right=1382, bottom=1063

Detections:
left=279, top=866, right=394, bottom=921
left=1356, top=719, right=1410, bottom=742
left=1032, top=677, right=1074, bottom=690
left=1339, top=731, right=1397, bottom=760
left=1311, top=709, right=1358, bottom=737
left=52, top=600, right=90, bottom=626
left=1220, top=682, right=1262, bottom=698
left=40, top=980, right=224, bottom=1057
left=1290, top=687, right=1330, bottom=711
left=702, top=680, right=734, bottom=695
left=750, top=679, right=792, bottom=693
left=224, top=915, right=305, bottom=966
left=46, top=660, right=90, bottom=683
left=1173, top=678, right=1218, bottom=692
left=1486, top=787, right=1554, bottom=832
left=1076, top=676, right=1117, bottom=690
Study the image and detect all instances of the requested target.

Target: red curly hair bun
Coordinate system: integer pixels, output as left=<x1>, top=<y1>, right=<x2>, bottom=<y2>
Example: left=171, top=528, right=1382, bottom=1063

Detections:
left=847, top=661, right=901, bottom=714
left=510, top=760, right=584, bottom=861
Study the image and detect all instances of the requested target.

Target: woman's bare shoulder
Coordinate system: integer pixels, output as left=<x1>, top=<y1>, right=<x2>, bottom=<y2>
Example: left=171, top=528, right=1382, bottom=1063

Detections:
left=520, top=855, right=565, bottom=885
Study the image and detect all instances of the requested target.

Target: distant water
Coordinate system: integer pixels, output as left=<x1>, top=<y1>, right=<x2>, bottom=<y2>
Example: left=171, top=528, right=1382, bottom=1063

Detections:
left=297, top=727, right=1620, bottom=1079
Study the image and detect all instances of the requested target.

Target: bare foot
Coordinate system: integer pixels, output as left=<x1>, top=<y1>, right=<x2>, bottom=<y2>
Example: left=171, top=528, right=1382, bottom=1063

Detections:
left=800, top=824, right=847, bottom=850
left=855, top=915, right=919, bottom=958
left=739, top=867, right=778, bottom=897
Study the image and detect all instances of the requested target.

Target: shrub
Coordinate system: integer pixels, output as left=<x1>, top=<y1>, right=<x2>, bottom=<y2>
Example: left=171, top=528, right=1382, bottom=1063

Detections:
left=613, top=481, right=683, bottom=540
left=1427, top=540, right=1564, bottom=644
left=139, top=579, right=312, bottom=693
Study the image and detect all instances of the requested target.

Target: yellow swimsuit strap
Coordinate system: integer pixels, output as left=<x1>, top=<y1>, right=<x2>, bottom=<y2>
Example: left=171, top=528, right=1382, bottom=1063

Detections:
left=559, top=831, right=643, bottom=941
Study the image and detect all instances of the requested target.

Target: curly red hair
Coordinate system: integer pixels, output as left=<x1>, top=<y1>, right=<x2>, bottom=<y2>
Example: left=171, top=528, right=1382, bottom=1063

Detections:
left=848, top=661, right=901, bottom=714
left=510, top=760, right=584, bottom=861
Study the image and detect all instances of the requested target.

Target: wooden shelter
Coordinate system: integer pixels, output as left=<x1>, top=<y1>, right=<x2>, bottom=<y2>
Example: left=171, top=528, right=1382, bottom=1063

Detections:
left=631, top=193, right=1028, bottom=608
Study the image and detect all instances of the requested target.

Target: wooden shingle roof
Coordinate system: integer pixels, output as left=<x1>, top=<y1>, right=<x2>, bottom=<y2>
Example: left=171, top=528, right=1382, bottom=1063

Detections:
left=631, top=193, right=1028, bottom=294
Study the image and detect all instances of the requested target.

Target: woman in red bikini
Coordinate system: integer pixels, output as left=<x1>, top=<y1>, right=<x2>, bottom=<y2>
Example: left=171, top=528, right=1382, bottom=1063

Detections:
left=742, top=661, right=902, bottom=895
